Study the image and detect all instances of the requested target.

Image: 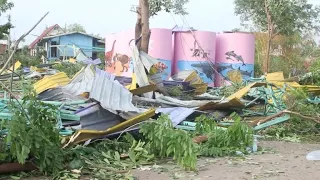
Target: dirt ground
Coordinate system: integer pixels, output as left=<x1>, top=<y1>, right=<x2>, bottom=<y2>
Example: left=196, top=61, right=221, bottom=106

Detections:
left=133, top=141, right=320, bottom=180
left=16, top=140, right=320, bottom=180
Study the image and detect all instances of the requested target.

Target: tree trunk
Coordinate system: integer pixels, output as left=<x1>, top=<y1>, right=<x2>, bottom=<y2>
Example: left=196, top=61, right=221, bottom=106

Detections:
left=135, top=0, right=142, bottom=50
left=264, top=0, right=272, bottom=73
left=140, top=0, right=150, bottom=53
left=265, top=34, right=271, bottom=73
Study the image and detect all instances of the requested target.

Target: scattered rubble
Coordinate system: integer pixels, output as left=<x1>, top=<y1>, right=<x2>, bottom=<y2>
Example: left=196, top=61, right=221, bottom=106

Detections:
left=0, top=28, right=320, bottom=179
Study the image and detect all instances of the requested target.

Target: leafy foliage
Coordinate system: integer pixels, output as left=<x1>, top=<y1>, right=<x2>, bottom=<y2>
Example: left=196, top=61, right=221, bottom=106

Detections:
left=13, top=46, right=43, bottom=67
left=234, top=0, right=320, bottom=35
left=218, top=83, right=245, bottom=97
left=196, top=113, right=254, bottom=157
left=0, top=0, right=14, bottom=39
left=4, top=84, right=64, bottom=175
left=64, top=23, right=86, bottom=33
left=195, top=115, right=216, bottom=135
left=140, top=115, right=198, bottom=170
left=264, top=88, right=320, bottom=140
left=65, top=134, right=154, bottom=179
left=52, top=62, right=85, bottom=78
left=235, top=0, right=320, bottom=72
left=299, top=60, right=320, bottom=85
left=97, top=52, right=106, bottom=70
left=149, top=0, right=189, bottom=16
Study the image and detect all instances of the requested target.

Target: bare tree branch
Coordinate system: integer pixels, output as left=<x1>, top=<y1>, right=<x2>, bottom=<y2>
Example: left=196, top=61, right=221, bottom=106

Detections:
left=0, top=12, right=49, bottom=75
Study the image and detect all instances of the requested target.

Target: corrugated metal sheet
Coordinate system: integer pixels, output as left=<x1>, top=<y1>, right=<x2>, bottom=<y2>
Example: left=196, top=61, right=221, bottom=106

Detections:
left=64, top=108, right=156, bottom=146
left=76, top=104, right=125, bottom=130
left=139, top=51, right=159, bottom=72
left=89, top=68, right=139, bottom=112
left=37, top=88, right=86, bottom=101
left=95, top=67, right=115, bottom=80
left=172, top=25, right=193, bottom=32
left=156, top=95, right=209, bottom=108
left=156, top=107, right=195, bottom=127
left=81, top=58, right=102, bottom=65
left=131, top=46, right=153, bottom=98
left=63, top=65, right=95, bottom=95
left=33, top=72, right=70, bottom=94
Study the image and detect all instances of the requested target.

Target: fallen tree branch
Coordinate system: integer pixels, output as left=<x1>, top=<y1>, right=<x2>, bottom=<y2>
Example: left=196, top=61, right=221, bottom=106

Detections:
left=80, top=156, right=129, bottom=173
left=250, top=110, right=286, bottom=127
left=283, top=110, right=320, bottom=124
left=0, top=12, right=49, bottom=75
left=250, top=109, right=320, bottom=128
left=192, top=135, right=208, bottom=144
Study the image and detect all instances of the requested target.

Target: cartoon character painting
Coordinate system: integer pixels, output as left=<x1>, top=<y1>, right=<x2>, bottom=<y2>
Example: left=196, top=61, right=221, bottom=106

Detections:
left=105, top=40, right=116, bottom=68
left=154, top=62, right=168, bottom=73
left=113, top=53, right=130, bottom=72
left=105, top=40, right=132, bottom=75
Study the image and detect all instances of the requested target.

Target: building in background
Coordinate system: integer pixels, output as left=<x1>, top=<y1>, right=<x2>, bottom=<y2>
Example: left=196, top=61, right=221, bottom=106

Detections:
left=29, top=25, right=105, bottom=60
left=41, top=32, right=104, bottom=60
left=28, top=24, right=64, bottom=56
left=0, top=40, right=8, bottom=54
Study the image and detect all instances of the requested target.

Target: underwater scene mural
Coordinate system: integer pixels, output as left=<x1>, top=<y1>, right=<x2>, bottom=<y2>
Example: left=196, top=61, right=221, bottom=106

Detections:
left=215, top=50, right=254, bottom=86
left=177, top=60, right=215, bottom=85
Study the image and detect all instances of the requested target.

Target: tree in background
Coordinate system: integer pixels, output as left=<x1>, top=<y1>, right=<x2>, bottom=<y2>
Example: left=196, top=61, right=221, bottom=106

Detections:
left=135, top=0, right=189, bottom=53
left=234, top=0, right=320, bottom=73
left=0, top=0, right=14, bottom=39
left=65, top=23, right=86, bottom=33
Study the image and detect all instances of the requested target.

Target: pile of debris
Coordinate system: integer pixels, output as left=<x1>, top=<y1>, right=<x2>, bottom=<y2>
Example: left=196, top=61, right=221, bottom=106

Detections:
left=0, top=45, right=320, bottom=177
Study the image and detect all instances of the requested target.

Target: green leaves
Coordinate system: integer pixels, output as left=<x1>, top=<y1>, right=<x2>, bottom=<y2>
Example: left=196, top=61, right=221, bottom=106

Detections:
left=4, top=85, right=64, bottom=175
left=195, top=115, right=216, bottom=135
left=149, top=0, right=189, bottom=16
left=234, top=0, right=320, bottom=35
left=195, top=113, right=254, bottom=157
left=140, top=115, right=197, bottom=170
left=52, top=62, right=85, bottom=78
left=65, top=23, right=86, bottom=33
left=0, top=0, right=14, bottom=39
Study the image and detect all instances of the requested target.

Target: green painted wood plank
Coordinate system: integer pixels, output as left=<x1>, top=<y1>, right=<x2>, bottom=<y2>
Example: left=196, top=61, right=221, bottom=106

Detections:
left=254, top=114, right=290, bottom=131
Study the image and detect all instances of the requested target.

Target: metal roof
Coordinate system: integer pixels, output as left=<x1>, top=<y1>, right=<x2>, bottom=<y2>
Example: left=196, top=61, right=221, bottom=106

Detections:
left=156, top=107, right=195, bottom=127
left=63, top=65, right=95, bottom=96
left=29, top=24, right=61, bottom=49
left=42, top=31, right=103, bottom=40
left=89, top=68, right=139, bottom=112
left=33, top=72, right=70, bottom=94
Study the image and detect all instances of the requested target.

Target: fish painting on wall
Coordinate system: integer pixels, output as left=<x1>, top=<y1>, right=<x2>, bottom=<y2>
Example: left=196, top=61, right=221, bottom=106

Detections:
left=216, top=50, right=253, bottom=83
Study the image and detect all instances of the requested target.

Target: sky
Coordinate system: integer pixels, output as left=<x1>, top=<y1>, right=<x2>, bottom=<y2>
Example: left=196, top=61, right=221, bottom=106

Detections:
left=4, top=0, right=320, bottom=46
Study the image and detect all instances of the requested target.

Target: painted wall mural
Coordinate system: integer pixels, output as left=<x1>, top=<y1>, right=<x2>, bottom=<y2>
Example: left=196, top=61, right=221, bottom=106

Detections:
left=105, top=28, right=172, bottom=80
left=215, top=33, right=255, bottom=86
left=105, top=29, right=256, bottom=87
left=173, top=31, right=216, bottom=86
left=148, top=28, right=172, bottom=80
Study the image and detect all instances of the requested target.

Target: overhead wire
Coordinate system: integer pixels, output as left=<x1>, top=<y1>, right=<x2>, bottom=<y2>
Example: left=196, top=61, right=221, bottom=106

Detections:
left=170, top=12, right=232, bottom=85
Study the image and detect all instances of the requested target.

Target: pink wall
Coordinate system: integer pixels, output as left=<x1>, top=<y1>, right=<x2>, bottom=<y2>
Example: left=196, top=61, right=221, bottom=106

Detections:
left=148, top=28, right=172, bottom=60
left=215, top=32, right=255, bottom=87
left=105, top=28, right=173, bottom=79
left=173, top=31, right=216, bottom=86
left=105, top=29, right=135, bottom=77
left=105, top=29, right=256, bottom=86
left=173, top=31, right=216, bottom=63
left=215, top=32, right=255, bottom=64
